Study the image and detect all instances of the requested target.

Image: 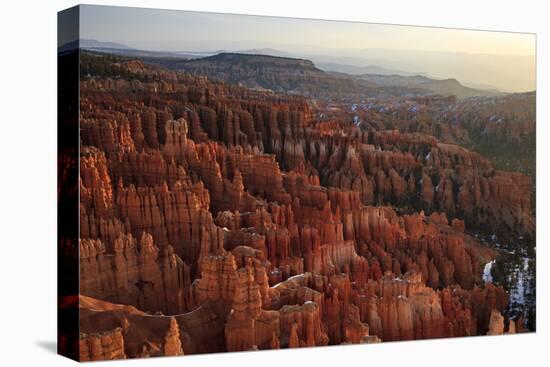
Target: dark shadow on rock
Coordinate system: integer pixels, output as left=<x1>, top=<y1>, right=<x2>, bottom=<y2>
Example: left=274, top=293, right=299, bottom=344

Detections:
left=36, top=340, right=57, bottom=354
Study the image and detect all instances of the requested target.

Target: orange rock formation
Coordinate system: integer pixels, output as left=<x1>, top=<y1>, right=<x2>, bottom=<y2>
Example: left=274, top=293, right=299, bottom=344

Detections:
left=60, top=56, right=531, bottom=361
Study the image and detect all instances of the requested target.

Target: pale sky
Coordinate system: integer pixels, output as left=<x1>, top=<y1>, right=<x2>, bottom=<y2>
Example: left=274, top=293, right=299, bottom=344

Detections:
left=77, top=5, right=536, bottom=92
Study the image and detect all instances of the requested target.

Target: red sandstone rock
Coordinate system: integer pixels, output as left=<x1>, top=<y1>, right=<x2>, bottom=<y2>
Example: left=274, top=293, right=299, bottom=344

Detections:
left=68, top=58, right=526, bottom=361
left=79, top=233, right=191, bottom=314
left=487, top=309, right=505, bottom=335
left=164, top=317, right=184, bottom=356
left=79, top=328, right=126, bottom=361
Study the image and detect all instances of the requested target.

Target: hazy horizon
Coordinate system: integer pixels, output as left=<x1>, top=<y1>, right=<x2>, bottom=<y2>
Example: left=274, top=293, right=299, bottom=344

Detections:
left=77, top=4, right=536, bottom=92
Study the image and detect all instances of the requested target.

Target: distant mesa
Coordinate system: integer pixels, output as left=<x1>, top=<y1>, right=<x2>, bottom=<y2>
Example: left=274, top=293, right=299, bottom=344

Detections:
left=58, top=39, right=131, bottom=54
left=353, top=73, right=502, bottom=99
left=144, top=51, right=500, bottom=99
left=67, top=42, right=501, bottom=98
left=80, top=39, right=132, bottom=49
left=317, top=61, right=428, bottom=77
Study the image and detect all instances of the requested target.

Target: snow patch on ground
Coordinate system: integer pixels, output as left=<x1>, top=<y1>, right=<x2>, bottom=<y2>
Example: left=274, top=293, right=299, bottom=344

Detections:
left=509, top=257, right=531, bottom=306
left=482, top=260, right=495, bottom=283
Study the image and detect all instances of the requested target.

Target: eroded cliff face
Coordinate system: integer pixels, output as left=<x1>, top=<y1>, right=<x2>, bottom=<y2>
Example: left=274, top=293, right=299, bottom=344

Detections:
left=69, top=56, right=531, bottom=360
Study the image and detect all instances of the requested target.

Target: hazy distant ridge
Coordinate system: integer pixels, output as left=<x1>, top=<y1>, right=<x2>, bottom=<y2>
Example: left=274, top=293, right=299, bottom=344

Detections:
left=75, top=40, right=504, bottom=98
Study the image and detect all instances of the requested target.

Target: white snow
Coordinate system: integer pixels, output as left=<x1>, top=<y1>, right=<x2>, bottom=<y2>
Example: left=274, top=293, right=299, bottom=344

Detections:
left=482, top=260, right=495, bottom=283
left=285, top=273, right=305, bottom=282
left=509, top=257, right=530, bottom=305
